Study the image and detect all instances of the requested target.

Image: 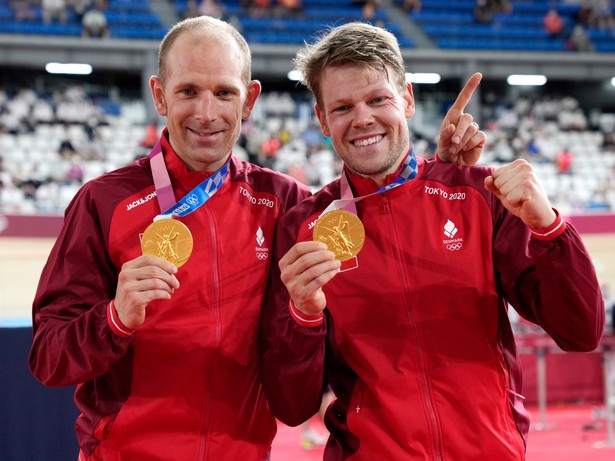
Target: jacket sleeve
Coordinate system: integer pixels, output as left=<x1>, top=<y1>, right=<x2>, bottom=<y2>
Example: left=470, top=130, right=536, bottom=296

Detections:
left=493, top=208, right=605, bottom=352
left=28, top=186, right=133, bottom=387
left=259, top=214, right=327, bottom=427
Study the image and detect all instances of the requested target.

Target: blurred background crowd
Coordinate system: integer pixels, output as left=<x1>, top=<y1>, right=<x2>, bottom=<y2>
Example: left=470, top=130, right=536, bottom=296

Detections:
left=0, top=0, right=614, bottom=216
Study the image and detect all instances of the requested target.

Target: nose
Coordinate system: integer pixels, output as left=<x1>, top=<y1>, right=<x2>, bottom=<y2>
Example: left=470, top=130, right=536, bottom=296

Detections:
left=194, top=93, right=217, bottom=123
left=352, top=103, right=375, bottom=128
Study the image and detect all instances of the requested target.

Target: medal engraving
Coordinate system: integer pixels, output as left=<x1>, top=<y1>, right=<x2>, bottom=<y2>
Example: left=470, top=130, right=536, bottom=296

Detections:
left=313, top=209, right=365, bottom=261
left=141, top=219, right=193, bottom=267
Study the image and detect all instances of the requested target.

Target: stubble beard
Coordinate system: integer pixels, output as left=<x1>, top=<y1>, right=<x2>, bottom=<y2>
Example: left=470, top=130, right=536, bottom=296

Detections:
left=343, top=136, right=410, bottom=180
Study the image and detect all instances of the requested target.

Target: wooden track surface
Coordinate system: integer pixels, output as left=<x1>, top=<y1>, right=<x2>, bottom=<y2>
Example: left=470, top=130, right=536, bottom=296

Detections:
left=1, top=233, right=614, bottom=320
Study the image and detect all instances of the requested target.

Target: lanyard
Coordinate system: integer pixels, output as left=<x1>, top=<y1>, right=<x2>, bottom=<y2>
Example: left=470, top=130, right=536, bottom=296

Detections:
left=322, top=148, right=418, bottom=215
left=149, top=140, right=230, bottom=221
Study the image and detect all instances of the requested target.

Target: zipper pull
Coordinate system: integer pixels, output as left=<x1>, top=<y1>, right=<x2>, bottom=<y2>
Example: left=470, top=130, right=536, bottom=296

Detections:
left=381, top=195, right=390, bottom=214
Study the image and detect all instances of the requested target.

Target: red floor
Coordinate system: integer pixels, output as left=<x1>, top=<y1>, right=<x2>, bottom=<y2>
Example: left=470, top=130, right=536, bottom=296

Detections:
left=270, top=403, right=615, bottom=460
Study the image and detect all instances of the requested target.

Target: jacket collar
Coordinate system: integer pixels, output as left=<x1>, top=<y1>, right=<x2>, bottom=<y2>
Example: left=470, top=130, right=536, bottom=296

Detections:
left=344, top=151, right=420, bottom=197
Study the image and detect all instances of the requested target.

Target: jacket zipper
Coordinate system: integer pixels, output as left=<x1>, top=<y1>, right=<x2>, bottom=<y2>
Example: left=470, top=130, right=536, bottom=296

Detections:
left=354, top=383, right=364, bottom=414
left=383, top=193, right=445, bottom=461
left=197, top=206, right=222, bottom=461
left=499, top=353, right=528, bottom=449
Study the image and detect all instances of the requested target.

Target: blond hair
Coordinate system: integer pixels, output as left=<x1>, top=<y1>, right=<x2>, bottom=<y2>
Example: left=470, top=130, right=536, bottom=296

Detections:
left=294, top=22, right=406, bottom=108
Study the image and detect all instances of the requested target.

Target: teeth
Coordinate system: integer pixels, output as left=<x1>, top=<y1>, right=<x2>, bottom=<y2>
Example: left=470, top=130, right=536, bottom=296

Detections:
left=354, top=135, right=382, bottom=147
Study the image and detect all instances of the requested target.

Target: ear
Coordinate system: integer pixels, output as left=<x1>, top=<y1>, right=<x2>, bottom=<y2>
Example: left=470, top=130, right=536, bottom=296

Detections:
left=149, top=76, right=167, bottom=117
left=315, top=103, right=331, bottom=138
left=242, top=80, right=262, bottom=120
left=403, top=82, right=415, bottom=118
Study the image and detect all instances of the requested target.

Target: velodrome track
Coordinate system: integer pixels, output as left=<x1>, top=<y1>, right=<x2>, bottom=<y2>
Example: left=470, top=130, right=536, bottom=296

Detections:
left=2, top=230, right=614, bottom=324
left=1, top=230, right=614, bottom=460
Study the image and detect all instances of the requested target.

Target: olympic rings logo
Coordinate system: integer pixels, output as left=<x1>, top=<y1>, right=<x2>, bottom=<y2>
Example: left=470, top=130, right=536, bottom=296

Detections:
left=186, top=194, right=199, bottom=206
left=446, top=243, right=463, bottom=251
left=256, top=252, right=268, bottom=260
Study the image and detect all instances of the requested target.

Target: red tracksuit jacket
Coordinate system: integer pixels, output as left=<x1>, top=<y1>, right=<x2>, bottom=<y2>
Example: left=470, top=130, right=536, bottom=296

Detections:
left=29, top=132, right=311, bottom=460
left=260, top=155, right=605, bottom=460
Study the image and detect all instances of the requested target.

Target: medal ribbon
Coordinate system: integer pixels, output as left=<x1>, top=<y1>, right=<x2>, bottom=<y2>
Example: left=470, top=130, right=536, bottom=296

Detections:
left=149, top=141, right=230, bottom=221
left=322, top=148, right=418, bottom=215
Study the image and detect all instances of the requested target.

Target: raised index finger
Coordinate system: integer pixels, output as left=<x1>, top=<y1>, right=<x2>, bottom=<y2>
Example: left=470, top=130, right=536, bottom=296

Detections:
left=447, top=72, right=482, bottom=118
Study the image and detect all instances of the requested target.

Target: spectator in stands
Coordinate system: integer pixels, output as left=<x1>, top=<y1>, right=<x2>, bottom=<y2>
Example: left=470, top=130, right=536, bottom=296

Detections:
left=555, top=145, right=574, bottom=174
left=69, top=0, right=92, bottom=23
left=181, top=0, right=201, bottom=19
left=544, top=8, right=565, bottom=38
left=259, top=134, right=281, bottom=169
left=260, top=21, right=605, bottom=460
left=524, top=137, right=545, bottom=163
left=353, top=0, right=379, bottom=20
left=83, top=112, right=103, bottom=143
left=473, top=0, right=493, bottom=24
left=237, top=117, right=259, bottom=164
left=590, top=0, right=615, bottom=31
left=566, top=24, right=594, bottom=51
left=140, top=120, right=159, bottom=149
left=602, top=131, right=615, bottom=152
left=64, top=153, right=85, bottom=185
left=401, top=0, right=421, bottom=13
left=575, top=1, right=595, bottom=27
left=246, top=0, right=273, bottom=18
left=277, top=0, right=303, bottom=18
left=41, top=0, right=68, bottom=24
left=10, top=0, right=37, bottom=21
left=198, top=0, right=225, bottom=19
left=58, top=137, right=76, bottom=158
left=81, top=3, right=109, bottom=38
left=490, top=0, right=512, bottom=14
left=16, top=162, right=48, bottom=206
left=17, top=177, right=42, bottom=201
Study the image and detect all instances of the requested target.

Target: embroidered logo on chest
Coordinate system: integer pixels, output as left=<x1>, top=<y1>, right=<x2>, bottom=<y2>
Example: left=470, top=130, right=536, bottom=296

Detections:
left=255, top=227, right=269, bottom=261
left=442, top=219, right=463, bottom=251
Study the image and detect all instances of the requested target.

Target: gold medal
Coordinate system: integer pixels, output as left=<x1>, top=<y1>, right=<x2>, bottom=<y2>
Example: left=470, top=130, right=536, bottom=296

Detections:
left=313, top=209, right=365, bottom=261
left=141, top=218, right=193, bottom=268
